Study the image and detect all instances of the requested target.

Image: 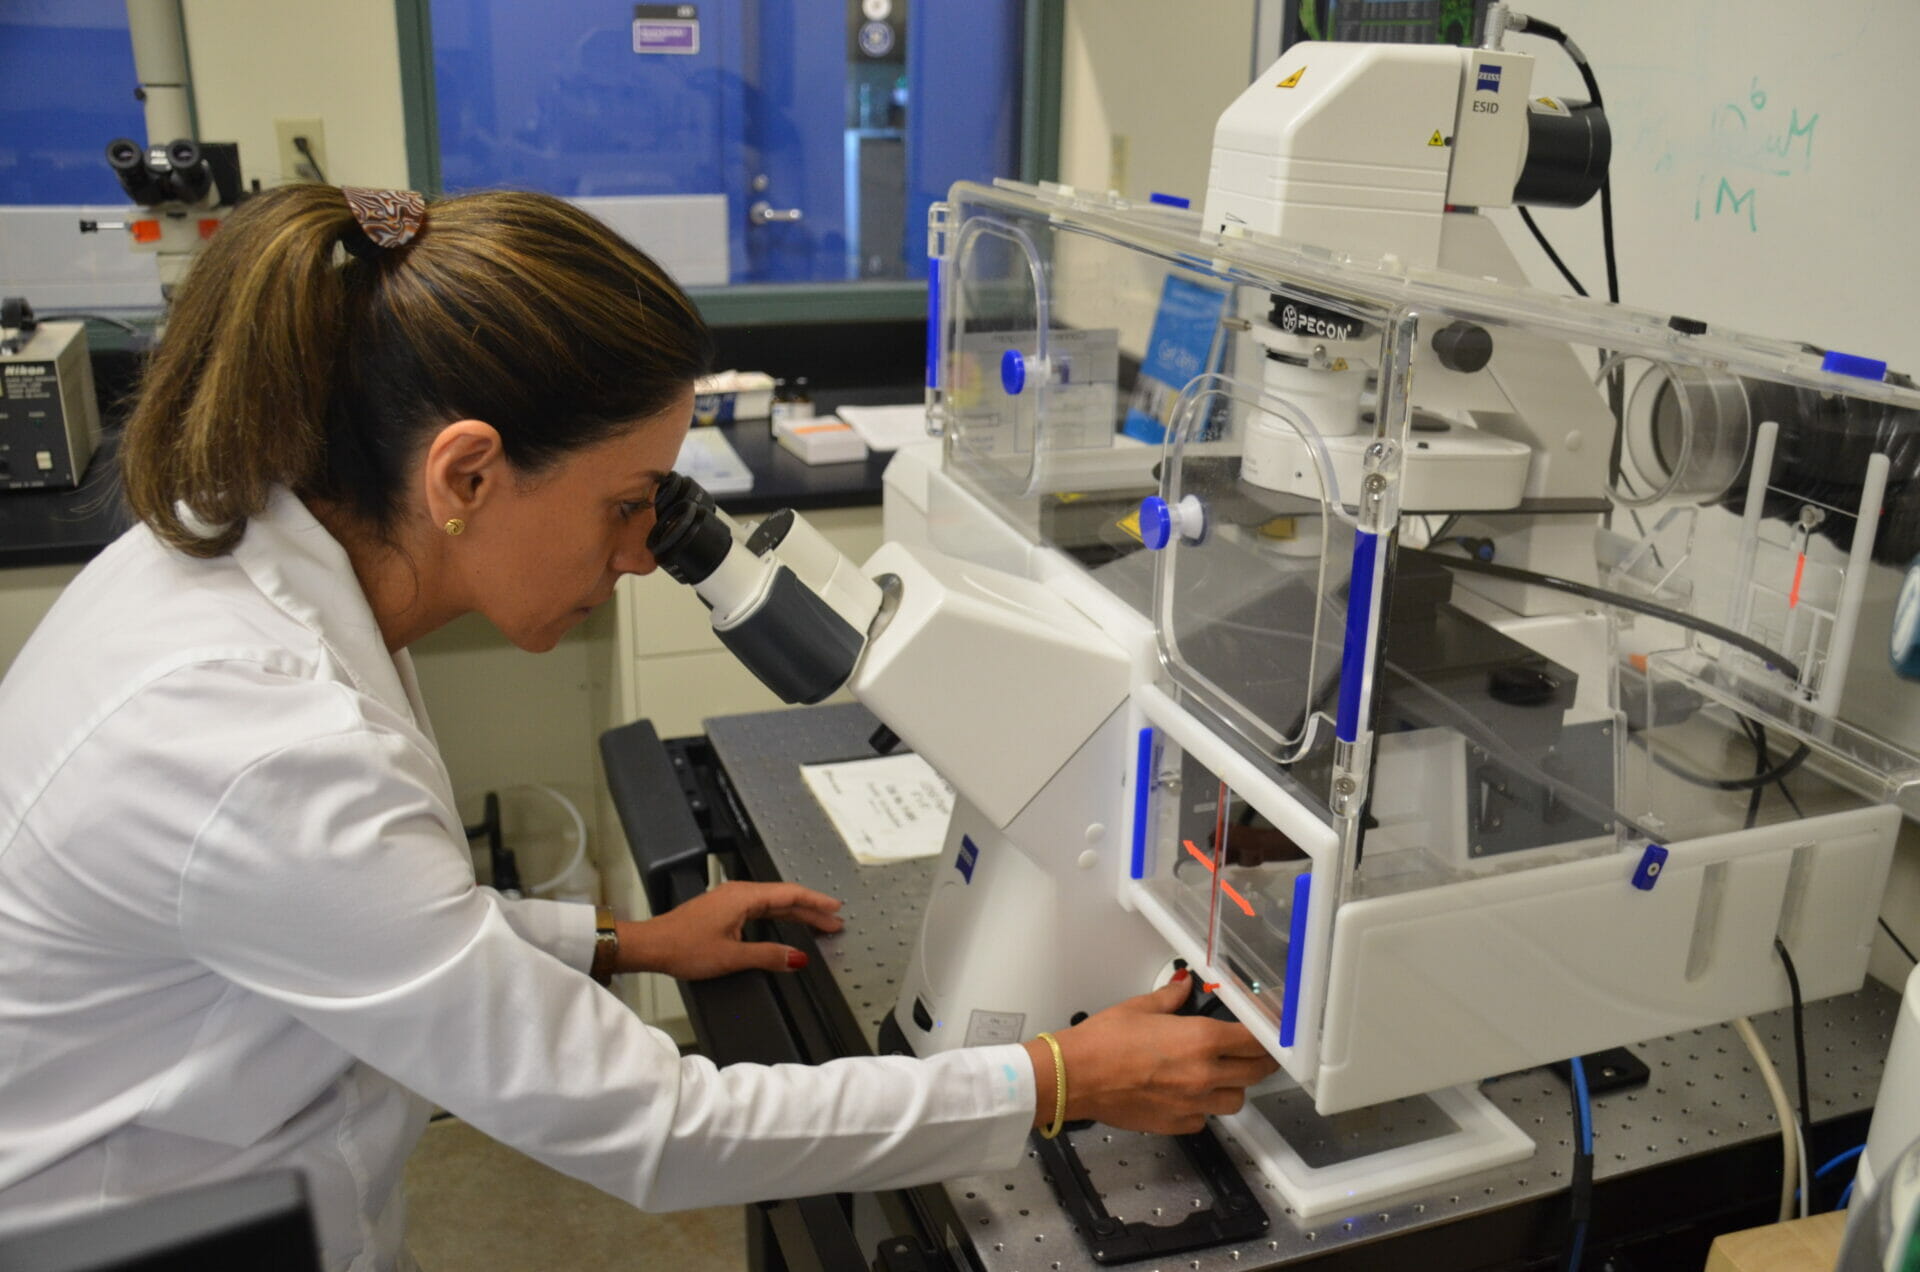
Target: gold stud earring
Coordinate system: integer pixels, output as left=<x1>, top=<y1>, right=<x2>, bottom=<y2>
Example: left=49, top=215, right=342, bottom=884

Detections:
left=443, top=518, right=466, bottom=537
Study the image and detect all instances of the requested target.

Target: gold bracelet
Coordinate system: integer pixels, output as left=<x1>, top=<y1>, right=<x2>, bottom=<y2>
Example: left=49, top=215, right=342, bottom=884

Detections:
left=589, top=905, right=618, bottom=987
left=1036, top=1031, right=1067, bottom=1139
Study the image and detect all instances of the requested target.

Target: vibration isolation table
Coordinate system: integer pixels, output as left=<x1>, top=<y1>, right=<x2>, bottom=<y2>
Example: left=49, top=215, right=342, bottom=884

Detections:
left=601, top=702, right=1896, bottom=1272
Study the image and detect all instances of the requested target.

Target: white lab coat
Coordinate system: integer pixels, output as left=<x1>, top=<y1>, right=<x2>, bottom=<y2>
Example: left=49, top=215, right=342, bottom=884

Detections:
left=0, top=489, right=1035, bottom=1271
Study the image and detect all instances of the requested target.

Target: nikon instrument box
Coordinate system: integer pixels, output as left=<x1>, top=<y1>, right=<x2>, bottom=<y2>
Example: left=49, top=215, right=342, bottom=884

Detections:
left=0, top=321, right=100, bottom=491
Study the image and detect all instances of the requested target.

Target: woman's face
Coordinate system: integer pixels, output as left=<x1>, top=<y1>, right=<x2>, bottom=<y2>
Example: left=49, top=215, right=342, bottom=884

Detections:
left=466, top=387, right=693, bottom=652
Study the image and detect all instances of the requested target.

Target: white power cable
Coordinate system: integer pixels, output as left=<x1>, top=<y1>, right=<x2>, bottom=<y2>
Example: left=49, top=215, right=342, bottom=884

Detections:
left=1734, top=1015, right=1799, bottom=1222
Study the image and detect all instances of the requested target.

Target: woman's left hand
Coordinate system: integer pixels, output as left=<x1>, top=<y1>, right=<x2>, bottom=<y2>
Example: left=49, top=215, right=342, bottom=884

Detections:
left=617, top=880, right=844, bottom=981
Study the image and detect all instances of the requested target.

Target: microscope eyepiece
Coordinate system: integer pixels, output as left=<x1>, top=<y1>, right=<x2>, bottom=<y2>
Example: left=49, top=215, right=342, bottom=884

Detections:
left=646, top=472, right=733, bottom=585
left=106, top=138, right=163, bottom=204
left=162, top=138, right=212, bottom=203
left=106, top=138, right=145, bottom=173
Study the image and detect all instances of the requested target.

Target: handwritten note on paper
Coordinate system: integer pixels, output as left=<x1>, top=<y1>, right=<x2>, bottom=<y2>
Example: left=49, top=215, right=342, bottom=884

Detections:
left=799, top=752, right=955, bottom=865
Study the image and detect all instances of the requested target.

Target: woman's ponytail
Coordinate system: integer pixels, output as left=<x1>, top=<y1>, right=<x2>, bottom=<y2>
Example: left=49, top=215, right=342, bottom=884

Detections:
left=121, top=184, right=360, bottom=556
left=120, top=183, right=712, bottom=556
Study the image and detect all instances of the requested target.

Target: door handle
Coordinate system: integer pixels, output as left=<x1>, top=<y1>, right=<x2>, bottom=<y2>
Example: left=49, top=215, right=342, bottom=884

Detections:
left=749, top=200, right=804, bottom=226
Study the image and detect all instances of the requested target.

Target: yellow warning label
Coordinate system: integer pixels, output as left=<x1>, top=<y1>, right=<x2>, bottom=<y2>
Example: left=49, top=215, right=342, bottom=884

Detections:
left=1053, top=491, right=1086, bottom=504
left=1277, top=67, right=1305, bottom=89
left=1257, top=516, right=1299, bottom=541
left=1428, top=130, right=1448, bottom=147
left=1117, top=510, right=1143, bottom=544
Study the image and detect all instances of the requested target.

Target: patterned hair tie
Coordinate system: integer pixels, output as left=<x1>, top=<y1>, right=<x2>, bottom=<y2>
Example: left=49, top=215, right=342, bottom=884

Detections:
left=340, top=186, right=427, bottom=257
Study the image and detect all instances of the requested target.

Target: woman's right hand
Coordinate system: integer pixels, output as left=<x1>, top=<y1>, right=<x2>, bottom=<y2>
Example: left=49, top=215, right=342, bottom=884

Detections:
left=1022, top=972, right=1280, bottom=1136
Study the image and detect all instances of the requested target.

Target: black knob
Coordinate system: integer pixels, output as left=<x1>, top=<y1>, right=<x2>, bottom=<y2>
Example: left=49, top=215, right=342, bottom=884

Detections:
left=1432, top=321, right=1494, bottom=374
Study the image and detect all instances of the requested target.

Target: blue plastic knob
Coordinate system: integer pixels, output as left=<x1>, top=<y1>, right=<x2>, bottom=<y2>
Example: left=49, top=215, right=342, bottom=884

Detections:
left=1139, top=496, right=1173, bottom=550
left=1631, top=844, right=1669, bottom=891
left=1000, top=349, right=1026, bottom=396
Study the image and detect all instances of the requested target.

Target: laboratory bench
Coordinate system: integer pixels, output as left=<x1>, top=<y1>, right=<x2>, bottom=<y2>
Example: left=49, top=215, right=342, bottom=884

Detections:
left=602, top=701, right=1896, bottom=1272
left=0, top=382, right=913, bottom=570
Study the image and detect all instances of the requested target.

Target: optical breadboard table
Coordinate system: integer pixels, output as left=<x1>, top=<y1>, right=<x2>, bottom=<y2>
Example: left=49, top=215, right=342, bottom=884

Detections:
left=697, top=703, right=1896, bottom=1272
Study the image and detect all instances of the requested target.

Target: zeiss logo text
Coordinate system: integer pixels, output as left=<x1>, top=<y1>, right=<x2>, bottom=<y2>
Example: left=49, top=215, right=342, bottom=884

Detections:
left=1477, top=64, right=1502, bottom=92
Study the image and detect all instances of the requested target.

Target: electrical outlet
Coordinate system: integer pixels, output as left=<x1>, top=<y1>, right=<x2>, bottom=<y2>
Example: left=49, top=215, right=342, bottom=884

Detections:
left=274, top=117, right=328, bottom=183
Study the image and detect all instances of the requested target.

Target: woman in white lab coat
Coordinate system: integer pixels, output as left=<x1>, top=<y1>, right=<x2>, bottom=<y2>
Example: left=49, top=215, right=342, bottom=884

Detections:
left=0, top=184, right=1275, bottom=1271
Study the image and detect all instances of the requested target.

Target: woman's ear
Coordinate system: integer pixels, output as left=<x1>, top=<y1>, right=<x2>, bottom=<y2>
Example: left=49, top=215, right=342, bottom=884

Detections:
left=421, top=420, right=508, bottom=525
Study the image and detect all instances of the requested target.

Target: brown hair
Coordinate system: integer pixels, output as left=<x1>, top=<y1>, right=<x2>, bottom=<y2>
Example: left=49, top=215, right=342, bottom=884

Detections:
left=121, top=184, right=714, bottom=556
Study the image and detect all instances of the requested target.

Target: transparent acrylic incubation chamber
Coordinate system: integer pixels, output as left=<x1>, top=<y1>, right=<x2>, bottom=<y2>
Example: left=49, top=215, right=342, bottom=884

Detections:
left=926, top=180, right=1920, bottom=1140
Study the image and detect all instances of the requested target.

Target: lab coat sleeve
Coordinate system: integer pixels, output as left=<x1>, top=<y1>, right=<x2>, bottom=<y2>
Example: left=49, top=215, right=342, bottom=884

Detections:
left=178, top=727, right=1037, bottom=1208
left=486, top=892, right=595, bottom=973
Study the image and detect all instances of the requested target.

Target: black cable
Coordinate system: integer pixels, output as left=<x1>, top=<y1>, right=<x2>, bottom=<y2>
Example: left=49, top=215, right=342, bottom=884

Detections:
left=1563, top=1055, right=1593, bottom=1272
left=1508, top=15, right=1619, bottom=305
left=1774, top=937, right=1813, bottom=1161
left=1510, top=14, right=1627, bottom=499
left=1598, top=178, right=1620, bottom=305
left=1882, top=916, right=1919, bottom=965
left=1517, top=206, right=1590, bottom=298
left=1637, top=735, right=1812, bottom=793
left=1736, top=718, right=1804, bottom=819
left=1407, top=547, right=1803, bottom=682
left=38, top=311, right=142, bottom=335
left=1741, top=719, right=1767, bottom=829
left=1419, top=546, right=1816, bottom=794
left=292, top=135, right=328, bottom=184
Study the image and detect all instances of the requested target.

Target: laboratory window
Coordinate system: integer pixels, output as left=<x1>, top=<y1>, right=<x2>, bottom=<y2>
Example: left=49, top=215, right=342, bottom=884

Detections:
left=0, top=0, right=146, bottom=205
left=428, top=0, right=1025, bottom=285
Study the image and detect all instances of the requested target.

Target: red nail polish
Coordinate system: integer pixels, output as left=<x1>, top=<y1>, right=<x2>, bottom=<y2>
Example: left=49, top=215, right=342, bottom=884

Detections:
left=1172, top=968, right=1189, bottom=983
left=786, top=950, right=809, bottom=970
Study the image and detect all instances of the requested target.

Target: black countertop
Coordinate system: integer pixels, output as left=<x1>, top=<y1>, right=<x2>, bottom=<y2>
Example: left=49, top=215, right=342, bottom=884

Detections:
left=715, top=384, right=916, bottom=516
left=0, top=383, right=916, bottom=570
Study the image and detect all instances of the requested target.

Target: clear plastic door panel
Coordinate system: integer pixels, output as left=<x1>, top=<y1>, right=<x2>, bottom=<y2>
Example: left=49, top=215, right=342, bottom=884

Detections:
left=1132, top=733, right=1317, bottom=1053
left=933, top=178, right=1920, bottom=1106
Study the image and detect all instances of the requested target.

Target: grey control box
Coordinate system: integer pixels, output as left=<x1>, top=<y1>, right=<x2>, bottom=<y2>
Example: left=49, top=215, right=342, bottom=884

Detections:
left=0, top=321, right=101, bottom=492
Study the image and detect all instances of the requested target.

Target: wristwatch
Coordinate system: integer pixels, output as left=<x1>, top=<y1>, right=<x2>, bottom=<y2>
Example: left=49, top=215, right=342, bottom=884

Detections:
left=590, top=905, right=619, bottom=986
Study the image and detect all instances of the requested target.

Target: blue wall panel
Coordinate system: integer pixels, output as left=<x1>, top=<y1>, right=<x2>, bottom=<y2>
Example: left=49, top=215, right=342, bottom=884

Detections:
left=0, top=1, right=146, bottom=205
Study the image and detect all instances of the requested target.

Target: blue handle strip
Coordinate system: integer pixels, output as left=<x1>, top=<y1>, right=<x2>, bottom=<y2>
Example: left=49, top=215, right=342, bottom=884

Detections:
left=1130, top=727, right=1153, bottom=879
left=1280, top=871, right=1311, bottom=1048
left=1336, top=531, right=1380, bottom=744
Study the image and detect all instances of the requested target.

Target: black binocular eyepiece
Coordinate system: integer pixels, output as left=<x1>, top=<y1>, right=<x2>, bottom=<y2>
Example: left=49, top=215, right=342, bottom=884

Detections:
left=105, top=137, right=212, bottom=207
left=646, top=472, right=733, bottom=586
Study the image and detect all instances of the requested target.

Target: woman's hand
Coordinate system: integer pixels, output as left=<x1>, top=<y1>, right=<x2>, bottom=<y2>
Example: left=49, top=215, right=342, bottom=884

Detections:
left=1023, top=974, right=1279, bottom=1136
left=616, top=881, right=844, bottom=981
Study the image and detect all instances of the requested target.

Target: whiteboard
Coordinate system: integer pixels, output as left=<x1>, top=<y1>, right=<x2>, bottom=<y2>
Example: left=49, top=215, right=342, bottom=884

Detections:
left=1484, top=0, right=1920, bottom=373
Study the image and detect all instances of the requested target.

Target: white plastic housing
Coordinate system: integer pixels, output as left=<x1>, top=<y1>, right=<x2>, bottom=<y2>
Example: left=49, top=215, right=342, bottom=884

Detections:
left=1205, top=44, right=1456, bottom=266
left=763, top=510, right=884, bottom=635
left=853, top=540, right=1129, bottom=830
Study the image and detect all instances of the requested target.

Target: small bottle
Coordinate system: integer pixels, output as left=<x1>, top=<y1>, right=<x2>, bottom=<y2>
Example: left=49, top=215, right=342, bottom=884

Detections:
left=769, top=377, right=793, bottom=426
left=789, top=376, right=815, bottom=421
